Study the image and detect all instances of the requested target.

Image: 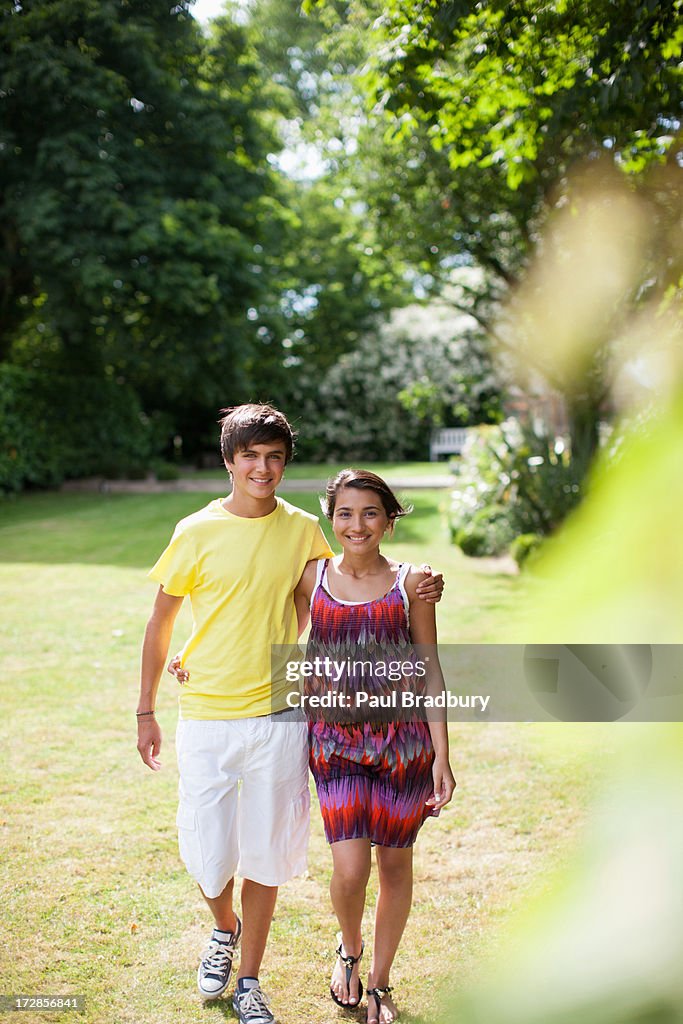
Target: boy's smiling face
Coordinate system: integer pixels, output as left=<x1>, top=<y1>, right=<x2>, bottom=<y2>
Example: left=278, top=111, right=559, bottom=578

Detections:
left=225, top=443, right=287, bottom=501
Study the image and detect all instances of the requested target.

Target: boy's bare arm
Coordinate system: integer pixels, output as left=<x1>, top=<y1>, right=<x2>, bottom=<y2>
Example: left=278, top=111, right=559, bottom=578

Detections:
left=406, top=569, right=456, bottom=810
left=294, top=560, right=318, bottom=637
left=137, top=587, right=183, bottom=771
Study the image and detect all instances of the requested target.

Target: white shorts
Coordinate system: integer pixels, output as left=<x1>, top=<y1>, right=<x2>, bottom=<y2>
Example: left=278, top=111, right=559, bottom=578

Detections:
left=175, top=714, right=310, bottom=897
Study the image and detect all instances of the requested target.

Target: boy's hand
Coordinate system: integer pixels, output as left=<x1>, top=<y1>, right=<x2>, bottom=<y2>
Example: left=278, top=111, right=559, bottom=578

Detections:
left=426, top=756, right=456, bottom=810
left=417, top=564, right=445, bottom=603
left=137, top=718, right=163, bottom=771
left=168, top=654, right=189, bottom=684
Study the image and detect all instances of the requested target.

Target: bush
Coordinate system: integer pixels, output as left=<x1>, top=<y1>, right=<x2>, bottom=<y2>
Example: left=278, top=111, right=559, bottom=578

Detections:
left=450, top=419, right=589, bottom=557
left=0, top=365, right=162, bottom=492
left=473, top=505, right=517, bottom=553
left=291, top=305, right=502, bottom=461
left=510, top=532, right=544, bottom=567
left=454, top=504, right=516, bottom=556
left=152, top=460, right=182, bottom=482
left=454, top=527, right=488, bottom=557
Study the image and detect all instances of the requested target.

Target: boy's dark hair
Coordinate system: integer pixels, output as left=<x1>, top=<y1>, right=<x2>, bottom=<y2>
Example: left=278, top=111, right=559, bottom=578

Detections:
left=321, top=469, right=412, bottom=524
left=219, top=404, right=295, bottom=464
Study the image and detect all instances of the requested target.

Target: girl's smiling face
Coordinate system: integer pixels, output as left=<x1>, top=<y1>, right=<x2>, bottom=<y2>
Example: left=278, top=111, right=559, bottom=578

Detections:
left=331, top=486, right=392, bottom=554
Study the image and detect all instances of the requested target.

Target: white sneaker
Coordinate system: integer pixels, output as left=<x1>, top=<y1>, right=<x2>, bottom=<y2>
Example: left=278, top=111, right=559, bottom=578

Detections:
left=197, top=917, right=242, bottom=1000
left=232, top=979, right=275, bottom=1024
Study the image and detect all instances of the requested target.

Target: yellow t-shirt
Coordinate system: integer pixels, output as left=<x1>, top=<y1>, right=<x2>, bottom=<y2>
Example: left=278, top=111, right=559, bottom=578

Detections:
left=148, top=496, right=333, bottom=719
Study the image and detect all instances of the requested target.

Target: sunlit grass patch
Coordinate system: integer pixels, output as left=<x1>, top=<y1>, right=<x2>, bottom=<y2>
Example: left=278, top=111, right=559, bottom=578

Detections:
left=1, top=490, right=613, bottom=1022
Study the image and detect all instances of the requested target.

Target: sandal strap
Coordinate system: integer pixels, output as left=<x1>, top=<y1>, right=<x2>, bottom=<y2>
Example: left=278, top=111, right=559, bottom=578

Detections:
left=335, top=941, right=364, bottom=968
left=367, top=986, right=393, bottom=999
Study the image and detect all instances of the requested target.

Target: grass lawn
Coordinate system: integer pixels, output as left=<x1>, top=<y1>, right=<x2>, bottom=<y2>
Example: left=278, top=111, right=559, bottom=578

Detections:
left=0, top=489, right=619, bottom=1023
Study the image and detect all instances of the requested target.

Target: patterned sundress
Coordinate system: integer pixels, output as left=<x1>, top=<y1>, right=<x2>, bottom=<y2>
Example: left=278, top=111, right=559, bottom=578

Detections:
left=307, top=558, right=437, bottom=847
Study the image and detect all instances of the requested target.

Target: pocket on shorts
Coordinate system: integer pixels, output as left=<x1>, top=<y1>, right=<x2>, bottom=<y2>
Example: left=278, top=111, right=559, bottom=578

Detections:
left=291, top=787, right=311, bottom=825
left=284, top=786, right=311, bottom=871
left=176, top=803, right=204, bottom=878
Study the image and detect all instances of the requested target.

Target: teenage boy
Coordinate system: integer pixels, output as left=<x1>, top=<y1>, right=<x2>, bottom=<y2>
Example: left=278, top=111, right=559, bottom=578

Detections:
left=136, top=404, right=442, bottom=1024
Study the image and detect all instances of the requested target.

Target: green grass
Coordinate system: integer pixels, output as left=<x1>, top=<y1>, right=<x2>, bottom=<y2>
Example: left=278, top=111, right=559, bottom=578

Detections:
left=184, top=460, right=453, bottom=481
left=0, top=490, right=618, bottom=1023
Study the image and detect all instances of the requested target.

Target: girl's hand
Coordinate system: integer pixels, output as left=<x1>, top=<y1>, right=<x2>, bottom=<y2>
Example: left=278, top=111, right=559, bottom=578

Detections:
left=416, top=565, right=444, bottom=603
left=426, top=756, right=456, bottom=810
left=167, top=654, right=189, bottom=685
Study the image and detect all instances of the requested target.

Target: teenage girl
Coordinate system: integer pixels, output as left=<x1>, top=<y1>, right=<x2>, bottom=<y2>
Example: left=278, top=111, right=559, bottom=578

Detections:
left=294, top=469, right=455, bottom=1024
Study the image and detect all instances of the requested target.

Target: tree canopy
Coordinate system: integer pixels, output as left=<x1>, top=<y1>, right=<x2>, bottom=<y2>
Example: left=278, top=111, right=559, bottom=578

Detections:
left=302, top=0, right=682, bottom=454
left=1, top=0, right=680, bottom=488
left=1, top=0, right=281, bottom=442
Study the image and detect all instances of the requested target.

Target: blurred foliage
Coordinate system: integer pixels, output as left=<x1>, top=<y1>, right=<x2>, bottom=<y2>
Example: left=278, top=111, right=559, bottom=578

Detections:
left=448, top=724, right=683, bottom=1024
left=518, top=394, right=683, bottom=644
left=509, top=532, right=544, bottom=569
left=509, top=159, right=683, bottom=457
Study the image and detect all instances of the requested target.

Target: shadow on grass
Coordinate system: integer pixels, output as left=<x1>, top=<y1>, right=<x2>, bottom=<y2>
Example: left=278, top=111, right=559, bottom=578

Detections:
left=0, top=490, right=447, bottom=568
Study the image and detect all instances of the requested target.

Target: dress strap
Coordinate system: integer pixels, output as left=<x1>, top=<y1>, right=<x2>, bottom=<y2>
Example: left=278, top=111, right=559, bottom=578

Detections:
left=397, top=562, right=412, bottom=586
left=314, top=557, right=329, bottom=594
left=397, top=562, right=411, bottom=620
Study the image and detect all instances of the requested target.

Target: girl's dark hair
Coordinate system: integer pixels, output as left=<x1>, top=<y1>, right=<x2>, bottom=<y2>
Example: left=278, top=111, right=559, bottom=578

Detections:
left=219, top=403, right=295, bottom=464
left=321, top=469, right=412, bottom=523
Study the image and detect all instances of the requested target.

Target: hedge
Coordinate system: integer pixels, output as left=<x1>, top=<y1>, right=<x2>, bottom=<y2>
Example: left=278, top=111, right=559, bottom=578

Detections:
left=0, top=365, right=160, bottom=493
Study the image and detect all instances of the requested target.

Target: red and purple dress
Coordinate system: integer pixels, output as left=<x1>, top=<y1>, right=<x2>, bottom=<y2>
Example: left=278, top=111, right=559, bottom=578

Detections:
left=307, top=558, right=437, bottom=847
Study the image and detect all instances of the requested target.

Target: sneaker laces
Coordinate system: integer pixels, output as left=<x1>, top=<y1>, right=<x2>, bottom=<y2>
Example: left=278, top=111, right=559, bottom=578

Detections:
left=202, top=939, right=235, bottom=973
left=238, top=985, right=272, bottom=1020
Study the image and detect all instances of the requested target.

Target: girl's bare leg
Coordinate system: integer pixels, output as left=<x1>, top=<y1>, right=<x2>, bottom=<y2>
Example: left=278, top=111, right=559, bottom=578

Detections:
left=367, top=845, right=414, bottom=1024
left=329, top=838, right=372, bottom=1005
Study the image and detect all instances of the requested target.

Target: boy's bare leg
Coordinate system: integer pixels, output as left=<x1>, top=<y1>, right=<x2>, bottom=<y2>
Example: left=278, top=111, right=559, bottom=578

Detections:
left=201, top=878, right=239, bottom=933
left=329, top=838, right=372, bottom=1005
left=237, top=879, right=278, bottom=980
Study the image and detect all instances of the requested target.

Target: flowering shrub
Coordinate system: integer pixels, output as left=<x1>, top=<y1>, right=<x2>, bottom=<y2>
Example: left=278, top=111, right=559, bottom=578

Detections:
left=291, top=307, right=502, bottom=461
left=450, top=418, right=589, bottom=557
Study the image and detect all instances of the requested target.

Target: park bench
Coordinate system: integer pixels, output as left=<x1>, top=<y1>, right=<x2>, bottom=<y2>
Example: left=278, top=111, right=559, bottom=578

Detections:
left=429, top=427, right=470, bottom=461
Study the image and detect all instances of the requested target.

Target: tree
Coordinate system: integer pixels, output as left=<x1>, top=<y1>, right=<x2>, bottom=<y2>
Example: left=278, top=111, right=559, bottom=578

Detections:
left=235, top=0, right=414, bottom=414
left=305, top=0, right=683, bottom=457
left=0, top=0, right=279, bottom=450
left=367, top=0, right=682, bottom=183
